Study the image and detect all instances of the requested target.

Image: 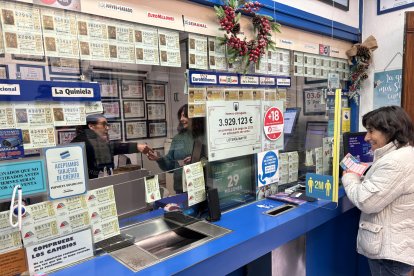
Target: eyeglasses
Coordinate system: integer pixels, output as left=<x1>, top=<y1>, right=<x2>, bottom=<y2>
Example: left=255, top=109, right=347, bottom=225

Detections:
left=95, top=122, right=110, bottom=128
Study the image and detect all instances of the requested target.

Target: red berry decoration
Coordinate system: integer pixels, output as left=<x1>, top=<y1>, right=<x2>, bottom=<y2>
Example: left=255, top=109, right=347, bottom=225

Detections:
left=215, top=0, right=280, bottom=72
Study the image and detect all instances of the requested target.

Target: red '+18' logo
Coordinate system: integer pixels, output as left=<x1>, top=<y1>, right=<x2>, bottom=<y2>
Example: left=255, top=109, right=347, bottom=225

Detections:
left=264, top=107, right=284, bottom=141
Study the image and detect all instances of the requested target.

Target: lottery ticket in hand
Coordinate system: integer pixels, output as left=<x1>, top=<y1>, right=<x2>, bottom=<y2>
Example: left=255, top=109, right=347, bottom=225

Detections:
left=340, top=153, right=370, bottom=176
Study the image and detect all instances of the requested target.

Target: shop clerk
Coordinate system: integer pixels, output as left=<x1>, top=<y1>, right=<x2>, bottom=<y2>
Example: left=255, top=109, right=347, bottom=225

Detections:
left=71, top=114, right=152, bottom=179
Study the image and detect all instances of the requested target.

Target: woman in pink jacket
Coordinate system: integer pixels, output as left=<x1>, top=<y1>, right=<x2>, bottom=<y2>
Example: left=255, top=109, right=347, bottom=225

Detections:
left=342, top=106, right=414, bottom=276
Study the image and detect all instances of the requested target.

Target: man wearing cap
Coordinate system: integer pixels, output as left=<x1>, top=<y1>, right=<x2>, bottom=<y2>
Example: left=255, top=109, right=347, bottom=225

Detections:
left=71, top=114, right=152, bottom=179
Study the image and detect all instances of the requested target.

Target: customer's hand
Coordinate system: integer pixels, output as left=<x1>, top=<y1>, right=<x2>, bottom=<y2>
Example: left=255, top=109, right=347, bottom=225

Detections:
left=147, top=151, right=160, bottom=161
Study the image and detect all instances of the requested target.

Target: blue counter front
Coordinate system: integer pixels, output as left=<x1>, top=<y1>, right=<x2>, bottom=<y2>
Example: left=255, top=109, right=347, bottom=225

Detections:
left=52, top=188, right=364, bottom=276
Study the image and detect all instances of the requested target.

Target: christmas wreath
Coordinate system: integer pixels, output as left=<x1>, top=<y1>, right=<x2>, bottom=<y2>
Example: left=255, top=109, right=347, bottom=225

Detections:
left=214, top=0, right=280, bottom=72
left=346, top=35, right=378, bottom=102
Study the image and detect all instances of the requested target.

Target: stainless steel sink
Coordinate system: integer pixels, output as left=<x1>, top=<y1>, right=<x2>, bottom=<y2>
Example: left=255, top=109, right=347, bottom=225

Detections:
left=110, top=213, right=231, bottom=272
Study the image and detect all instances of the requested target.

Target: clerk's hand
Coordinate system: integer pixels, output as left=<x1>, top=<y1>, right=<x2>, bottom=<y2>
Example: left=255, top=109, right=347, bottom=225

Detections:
left=138, top=143, right=153, bottom=154
left=183, top=156, right=192, bottom=165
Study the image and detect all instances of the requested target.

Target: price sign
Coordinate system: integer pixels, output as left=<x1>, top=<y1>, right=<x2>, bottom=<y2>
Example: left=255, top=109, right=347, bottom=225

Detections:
left=303, top=87, right=325, bottom=115
left=263, top=106, right=284, bottom=141
left=206, top=101, right=261, bottom=161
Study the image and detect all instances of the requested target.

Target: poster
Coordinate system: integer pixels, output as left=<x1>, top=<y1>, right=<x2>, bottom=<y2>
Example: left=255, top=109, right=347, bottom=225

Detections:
left=306, top=173, right=334, bottom=201
left=0, top=128, right=24, bottom=160
left=108, top=121, right=122, bottom=141
left=85, top=186, right=119, bottom=242
left=188, top=103, right=206, bottom=118
left=0, top=2, right=44, bottom=56
left=145, top=83, right=165, bottom=101
left=96, top=79, right=119, bottom=98
left=206, top=89, right=224, bottom=101
left=123, top=100, right=145, bottom=119
left=206, top=101, right=261, bottom=161
left=0, top=248, right=28, bottom=276
left=102, top=101, right=120, bottom=119
left=188, top=34, right=208, bottom=70
left=378, top=0, right=414, bottom=14
left=0, top=159, right=47, bottom=200
left=188, top=87, right=206, bottom=103
left=257, top=150, right=279, bottom=187
left=303, top=87, right=325, bottom=115
left=0, top=228, right=22, bottom=254
left=85, top=101, right=103, bottom=114
left=373, top=69, right=402, bottom=109
left=158, top=29, right=181, bottom=67
left=183, top=162, right=206, bottom=206
left=134, top=25, right=159, bottom=65
left=121, top=80, right=143, bottom=98
left=106, top=20, right=135, bottom=63
left=26, top=229, right=94, bottom=275
left=76, top=14, right=110, bottom=61
left=40, top=7, right=79, bottom=59
left=261, top=102, right=284, bottom=152
left=48, top=57, right=81, bottom=75
left=125, top=120, right=146, bottom=140
left=52, top=195, right=88, bottom=219
left=224, top=89, right=239, bottom=101
left=13, top=103, right=53, bottom=128
left=147, top=121, right=167, bottom=138
left=21, top=203, right=60, bottom=247
left=57, top=129, right=77, bottom=144
left=147, top=103, right=165, bottom=120
left=44, top=144, right=87, bottom=200
left=288, top=151, right=299, bottom=183
left=278, top=152, right=289, bottom=184
left=208, top=37, right=227, bottom=70
left=51, top=103, right=86, bottom=127
left=342, top=107, right=351, bottom=133
left=22, top=126, right=56, bottom=149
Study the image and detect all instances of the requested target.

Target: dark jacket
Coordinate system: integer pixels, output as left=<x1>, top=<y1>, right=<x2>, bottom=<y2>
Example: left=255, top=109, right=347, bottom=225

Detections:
left=71, top=129, right=138, bottom=179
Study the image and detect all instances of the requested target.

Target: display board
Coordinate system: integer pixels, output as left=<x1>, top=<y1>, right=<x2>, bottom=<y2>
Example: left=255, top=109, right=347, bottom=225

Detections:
left=207, top=155, right=256, bottom=211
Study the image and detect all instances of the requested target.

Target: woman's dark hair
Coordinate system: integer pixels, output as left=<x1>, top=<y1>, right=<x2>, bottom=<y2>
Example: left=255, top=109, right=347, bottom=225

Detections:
left=177, top=104, right=204, bottom=137
left=362, top=106, right=414, bottom=148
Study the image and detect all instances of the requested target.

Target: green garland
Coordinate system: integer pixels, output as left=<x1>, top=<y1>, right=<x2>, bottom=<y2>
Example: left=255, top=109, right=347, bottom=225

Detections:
left=215, top=0, right=280, bottom=72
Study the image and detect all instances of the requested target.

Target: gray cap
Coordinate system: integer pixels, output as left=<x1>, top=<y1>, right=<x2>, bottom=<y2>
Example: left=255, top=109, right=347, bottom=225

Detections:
left=86, top=114, right=106, bottom=124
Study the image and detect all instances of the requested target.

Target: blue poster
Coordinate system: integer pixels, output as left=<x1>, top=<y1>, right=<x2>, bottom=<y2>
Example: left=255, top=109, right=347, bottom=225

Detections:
left=257, top=150, right=279, bottom=186
left=373, top=69, right=402, bottom=109
left=0, top=159, right=47, bottom=200
left=306, top=173, right=333, bottom=201
left=0, top=129, right=24, bottom=160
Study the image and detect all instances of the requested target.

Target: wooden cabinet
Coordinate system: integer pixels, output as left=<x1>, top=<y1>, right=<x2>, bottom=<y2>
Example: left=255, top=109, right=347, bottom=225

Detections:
left=402, top=12, right=414, bottom=120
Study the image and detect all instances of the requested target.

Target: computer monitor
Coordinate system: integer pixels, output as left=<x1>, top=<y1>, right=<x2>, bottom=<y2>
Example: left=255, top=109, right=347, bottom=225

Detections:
left=206, top=155, right=256, bottom=211
left=305, top=121, right=328, bottom=150
left=343, top=132, right=373, bottom=164
left=191, top=138, right=203, bottom=163
left=283, top=107, right=301, bottom=136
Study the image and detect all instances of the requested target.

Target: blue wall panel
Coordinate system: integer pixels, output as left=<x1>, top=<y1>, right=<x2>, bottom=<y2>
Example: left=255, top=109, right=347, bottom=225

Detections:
left=189, top=0, right=360, bottom=42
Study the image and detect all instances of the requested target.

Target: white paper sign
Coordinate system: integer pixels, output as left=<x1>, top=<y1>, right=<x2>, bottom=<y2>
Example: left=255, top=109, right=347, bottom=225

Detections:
left=144, top=175, right=161, bottom=203
left=26, top=228, right=94, bottom=274
left=206, top=101, right=261, bottom=161
left=45, top=145, right=87, bottom=200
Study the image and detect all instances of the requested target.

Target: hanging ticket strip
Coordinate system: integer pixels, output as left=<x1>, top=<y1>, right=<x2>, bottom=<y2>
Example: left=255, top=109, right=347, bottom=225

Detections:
left=183, top=162, right=206, bottom=207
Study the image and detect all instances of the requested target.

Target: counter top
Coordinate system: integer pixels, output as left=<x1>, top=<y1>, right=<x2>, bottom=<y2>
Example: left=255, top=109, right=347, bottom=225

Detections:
left=52, top=188, right=355, bottom=276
